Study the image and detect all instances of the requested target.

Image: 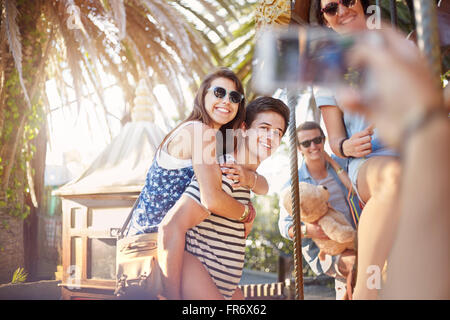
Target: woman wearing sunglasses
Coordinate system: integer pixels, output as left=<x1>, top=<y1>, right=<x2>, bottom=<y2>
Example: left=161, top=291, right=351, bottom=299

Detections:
left=315, top=0, right=402, bottom=299
left=169, top=97, right=289, bottom=300
left=278, top=121, right=361, bottom=299
left=124, top=68, right=266, bottom=297
left=317, top=0, right=369, bottom=33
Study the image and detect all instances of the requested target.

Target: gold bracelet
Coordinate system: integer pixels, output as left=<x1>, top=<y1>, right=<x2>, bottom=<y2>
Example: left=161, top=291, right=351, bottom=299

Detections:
left=336, top=167, right=344, bottom=174
left=239, top=204, right=250, bottom=222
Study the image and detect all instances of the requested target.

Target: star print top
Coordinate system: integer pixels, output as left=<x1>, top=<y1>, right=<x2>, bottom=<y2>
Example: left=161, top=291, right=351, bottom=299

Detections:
left=126, top=121, right=198, bottom=236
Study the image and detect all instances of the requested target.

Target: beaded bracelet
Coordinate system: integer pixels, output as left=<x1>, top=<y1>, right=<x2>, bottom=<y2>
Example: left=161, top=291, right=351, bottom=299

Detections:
left=243, top=204, right=256, bottom=223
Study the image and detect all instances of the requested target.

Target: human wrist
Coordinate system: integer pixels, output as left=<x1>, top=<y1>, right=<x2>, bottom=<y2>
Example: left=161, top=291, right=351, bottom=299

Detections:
left=339, top=138, right=352, bottom=158
left=249, top=172, right=258, bottom=190
left=401, top=107, right=448, bottom=155
left=239, top=204, right=250, bottom=222
left=240, top=203, right=256, bottom=223
left=403, top=112, right=448, bottom=159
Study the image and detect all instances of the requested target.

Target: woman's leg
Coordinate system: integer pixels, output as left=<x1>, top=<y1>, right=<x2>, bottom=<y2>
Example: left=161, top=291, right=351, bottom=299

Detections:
left=181, top=251, right=224, bottom=300
left=158, top=196, right=210, bottom=299
left=352, top=156, right=402, bottom=300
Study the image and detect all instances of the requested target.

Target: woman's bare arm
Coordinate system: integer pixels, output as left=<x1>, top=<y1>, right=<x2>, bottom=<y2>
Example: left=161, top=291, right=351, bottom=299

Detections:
left=190, top=123, right=247, bottom=220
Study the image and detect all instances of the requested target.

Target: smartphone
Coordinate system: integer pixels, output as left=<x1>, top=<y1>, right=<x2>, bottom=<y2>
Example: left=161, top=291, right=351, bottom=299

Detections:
left=253, top=26, right=361, bottom=93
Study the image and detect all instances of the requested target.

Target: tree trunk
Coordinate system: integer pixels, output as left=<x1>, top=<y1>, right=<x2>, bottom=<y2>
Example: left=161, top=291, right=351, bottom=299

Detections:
left=0, top=55, right=27, bottom=284
left=0, top=0, right=45, bottom=284
left=24, top=119, right=48, bottom=281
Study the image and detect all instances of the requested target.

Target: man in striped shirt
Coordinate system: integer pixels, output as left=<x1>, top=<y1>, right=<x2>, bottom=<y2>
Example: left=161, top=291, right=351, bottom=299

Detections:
left=160, top=97, right=289, bottom=299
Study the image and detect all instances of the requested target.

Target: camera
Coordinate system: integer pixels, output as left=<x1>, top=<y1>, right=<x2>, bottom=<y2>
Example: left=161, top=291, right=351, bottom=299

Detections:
left=253, top=26, right=362, bottom=93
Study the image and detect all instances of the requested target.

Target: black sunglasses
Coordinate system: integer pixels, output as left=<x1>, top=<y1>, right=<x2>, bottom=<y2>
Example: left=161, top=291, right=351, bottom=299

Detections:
left=321, top=0, right=357, bottom=16
left=208, top=86, right=244, bottom=104
left=299, top=136, right=325, bottom=148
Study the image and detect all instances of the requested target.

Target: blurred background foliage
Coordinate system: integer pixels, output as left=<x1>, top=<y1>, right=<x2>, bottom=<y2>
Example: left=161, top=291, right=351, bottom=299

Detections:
left=246, top=192, right=316, bottom=278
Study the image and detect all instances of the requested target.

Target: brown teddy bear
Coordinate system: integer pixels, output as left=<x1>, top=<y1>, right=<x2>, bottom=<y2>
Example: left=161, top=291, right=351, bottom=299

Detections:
left=281, top=182, right=356, bottom=260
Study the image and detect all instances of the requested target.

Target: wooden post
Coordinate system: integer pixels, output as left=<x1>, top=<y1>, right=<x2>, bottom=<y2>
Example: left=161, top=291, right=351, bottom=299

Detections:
left=291, top=0, right=311, bottom=24
left=390, top=0, right=398, bottom=27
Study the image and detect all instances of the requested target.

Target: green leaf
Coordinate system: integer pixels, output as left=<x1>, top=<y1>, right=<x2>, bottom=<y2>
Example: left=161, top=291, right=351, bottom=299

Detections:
left=11, top=267, right=28, bottom=284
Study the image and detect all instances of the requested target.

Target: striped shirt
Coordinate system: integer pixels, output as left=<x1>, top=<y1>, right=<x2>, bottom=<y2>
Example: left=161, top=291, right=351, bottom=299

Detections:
left=184, top=154, right=250, bottom=299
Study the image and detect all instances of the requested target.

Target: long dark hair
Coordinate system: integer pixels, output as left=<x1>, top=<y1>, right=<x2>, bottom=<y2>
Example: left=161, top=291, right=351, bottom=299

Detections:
left=158, top=67, right=246, bottom=153
left=315, top=0, right=371, bottom=26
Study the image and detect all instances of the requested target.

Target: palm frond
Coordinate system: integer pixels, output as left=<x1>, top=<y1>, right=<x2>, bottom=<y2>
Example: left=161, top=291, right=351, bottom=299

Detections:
left=173, top=1, right=230, bottom=46
left=2, top=0, right=260, bottom=142
left=214, top=0, right=240, bottom=22
left=4, top=0, right=31, bottom=109
left=109, top=0, right=127, bottom=40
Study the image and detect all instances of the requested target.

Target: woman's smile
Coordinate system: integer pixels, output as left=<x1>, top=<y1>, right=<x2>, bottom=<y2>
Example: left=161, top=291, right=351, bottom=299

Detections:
left=214, top=105, right=232, bottom=114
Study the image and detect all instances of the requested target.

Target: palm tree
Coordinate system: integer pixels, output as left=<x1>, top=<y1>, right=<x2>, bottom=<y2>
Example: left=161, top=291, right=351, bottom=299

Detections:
left=0, top=0, right=259, bottom=283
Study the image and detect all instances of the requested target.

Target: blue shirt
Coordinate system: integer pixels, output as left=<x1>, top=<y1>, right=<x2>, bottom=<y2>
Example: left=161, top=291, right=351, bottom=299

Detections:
left=314, top=86, right=398, bottom=179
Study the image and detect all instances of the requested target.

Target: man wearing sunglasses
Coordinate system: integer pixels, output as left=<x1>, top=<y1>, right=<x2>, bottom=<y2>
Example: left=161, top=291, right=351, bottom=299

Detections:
left=278, top=121, right=361, bottom=300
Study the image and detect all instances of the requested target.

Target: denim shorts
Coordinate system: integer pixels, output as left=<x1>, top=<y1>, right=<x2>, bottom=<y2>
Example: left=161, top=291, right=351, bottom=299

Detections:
left=348, top=157, right=369, bottom=205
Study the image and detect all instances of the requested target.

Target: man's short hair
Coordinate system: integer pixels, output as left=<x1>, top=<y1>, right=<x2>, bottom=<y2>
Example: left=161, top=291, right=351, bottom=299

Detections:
left=296, top=121, right=325, bottom=138
left=245, top=97, right=290, bottom=135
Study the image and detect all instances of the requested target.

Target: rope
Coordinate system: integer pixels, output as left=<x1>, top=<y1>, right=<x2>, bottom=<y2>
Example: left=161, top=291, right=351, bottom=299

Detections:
left=286, top=90, right=304, bottom=300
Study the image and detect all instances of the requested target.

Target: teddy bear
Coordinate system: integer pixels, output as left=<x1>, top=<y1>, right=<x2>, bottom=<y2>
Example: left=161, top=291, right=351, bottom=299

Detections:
left=281, top=181, right=356, bottom=260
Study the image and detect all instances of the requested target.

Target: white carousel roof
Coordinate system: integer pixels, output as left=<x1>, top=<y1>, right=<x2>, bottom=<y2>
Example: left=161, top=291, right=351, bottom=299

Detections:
left=54, top=79, right=166, bottom=196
